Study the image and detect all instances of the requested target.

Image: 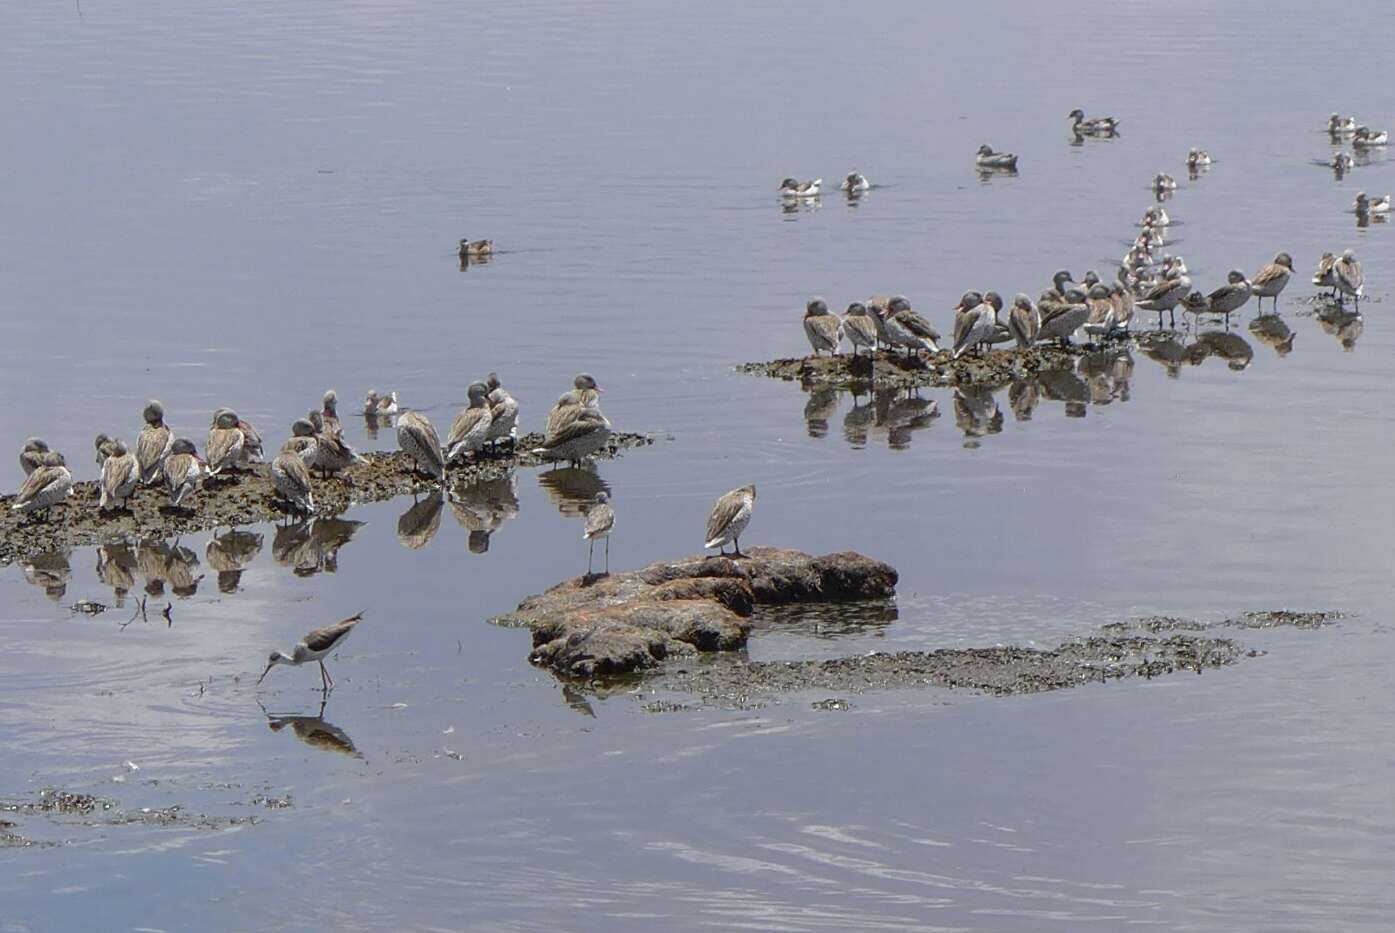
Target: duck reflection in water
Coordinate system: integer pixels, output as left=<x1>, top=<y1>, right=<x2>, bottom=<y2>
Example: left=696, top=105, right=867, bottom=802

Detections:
left=537, top=463, right=608, bottom=519
left=260, top=698, right=362, bottom=759
left=96, top=543, right=138, bottom=607
left=1249, top=314, right=1296, bottom=357
left=1187, top=331, right=1254, bottom=371
left=803, top=386, right=838, bottom=439
left=1036, top=368, right=1089, bottom=418
left=1138, top=332, right=1188, bottom=379
left=953, top=385, right=1004, bottom=444
left=205, top=529, right=263, bottom=593
left=831, top=387, right=938, bottom=449
left=450, top=474, right=520, bottom=553
left=1008, top=377, right=1039, bottom=421
left=397, top=489, right=444, bottom=551
left=136, top=538, right=203, bottom=598
left=1078, top=349, right=1134, bottom=406
left=1315, top=305, right=1363, bottom=351
left=23, top=550, right=71, bottom=601
left=273, top=517, right=365, bottom=576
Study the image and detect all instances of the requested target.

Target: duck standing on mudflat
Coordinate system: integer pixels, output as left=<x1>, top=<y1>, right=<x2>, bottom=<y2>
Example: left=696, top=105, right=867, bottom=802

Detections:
left=1082, top=284, right=1118, bottom=342
left=952, top=291, right=997, bottom=359
left=1312, top=252, right=1338, bottom=296
left=1250, top=252, right=1295, bottom=313
left=136, top=400, right=173, bottom=486
left=533, top=379, right=612, bottom=468
left=93, top=433, right=120, bottom=467
left=1038, top=288, right=1090, bottom=346
left=1333, top=249, right=1364, bottom=305
left=883, top=295, right=942, bottom=356
left=206, top=410, right=246, bottom=478
left=841, top=302, right=879, bottom=356
left=1109, top=284, right=1135, bottom=332
left=320, top=391, right=342, bottom=436
left=1205, top=270, right=1253, bottom=324
left=583, top=491, right=614, bottom=576
left=162, top=438, right=204, bottom=510
left=1136, top=274, right=1191, bottom=329
left=19, top=438, right=49, bottom=477
left=803, top=298, right=843, bottom=357
left=396, top=410, right=445, bottom=481
left=99, top=440, right=139, bottom=513
left=271, top=445, right=316, bottom=516
left=485, top=373, right=520, bottom=450
left=1007, top=293, right=1040, bottom=347
left=704, top=484, right=756, bottom=558
left=281, top=418, right=319, bottom=469
left=309, top=410, right=365, bottom=480
left=446, top=382, right=494, bottom=465
left=11, top=451, right=72, bottom=523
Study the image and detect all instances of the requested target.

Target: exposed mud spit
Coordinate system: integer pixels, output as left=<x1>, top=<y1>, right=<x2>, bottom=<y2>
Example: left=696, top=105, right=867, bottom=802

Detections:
left=739, top=345, right=1084, bottom=391
left=0, top=432, right=652, bottom=565
left=491, top=547, right=898, bottom=677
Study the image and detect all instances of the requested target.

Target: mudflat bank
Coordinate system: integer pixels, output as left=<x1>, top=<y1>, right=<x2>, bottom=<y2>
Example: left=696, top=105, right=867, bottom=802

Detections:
left=738, top=344, right=1084, bottom=391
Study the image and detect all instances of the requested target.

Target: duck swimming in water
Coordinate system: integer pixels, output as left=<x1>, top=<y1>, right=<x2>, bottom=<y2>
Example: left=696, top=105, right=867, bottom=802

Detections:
left=1353, top=126, right=1389, bottom=147
left=778, top=177, right=821, bottom=197
left=363, top=390, right=399, bottom=416
left=839, top=172, right=871, bottom=194
left=1329, top=113, right=1358, bottom=135
left=1353, top=192, right=1391, bottom=214
left=1153, top=173, right=1178, bottom=191
left=458, top=239, right=493, bottom=259
left=1186, top=147, right=1212, bottom=169
left=975, top=145, right=1018, bottom=170
left=1330, top=152, right=1354, bottom=172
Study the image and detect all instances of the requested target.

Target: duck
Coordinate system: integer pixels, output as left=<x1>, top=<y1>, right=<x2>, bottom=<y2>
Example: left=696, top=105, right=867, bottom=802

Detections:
left=882, top=295, right=942, bottom=356
left=952, top=291, right=999, bottom=359
left=704, top=485, right=756, bottom=558
left=1067, top=109, right=1119, bottom=135
left=778, top=177, right=821, bottom=198
left=1353, top=126, right=1389, bottom=147
left=1333, top=249, right=1364, bottom=304
left=1249, top=252, right=1296, bottom=313
left=975, top=145, right=1018, bottom=170
left=1136, top=273, right=1192, bottom=328
left=1312, top=251, right=1338, bottom=294
left=98, top=440, right=139, bottom=513
left=1007, top=294, right=1040, bottom=348
left=1186, top=147, right=1212, bottom=169
left=1109, top=284, right=1135, bottom=332
left=458, top=239, right=493, bottom=259
left=308, top=410, right=365, bottom=480
left=162, top=439, right=205, bottom=510
left=1353, top=191, right=1391, bottom=214
left=1153, top=173, right=1178, bottom=191
left=1082, top=284, right=1118, bottom=341
left=271, top=446, right=316, bottom=515
left=396, top=410, right=445, bottom=481
left=280, top=418, right=319, bottom=469
left=19, top=438, right=50, bottom=478
left=136, top=400, right=173, bottom=486
left=1331, top=152, right=1354, bottom=172
left=802, top=297, right=843, bottom=357
left=1329, top=113, right=1358, bottom=135
left=484, top=373, right=521, bottom=450
left=11, top=451, right=72, bottom=523
left=1142, top=206, right=1170, bottom=227
left=445, top=382, right=494, bottom=464
left=1051, top=270, right=1081, bottom=296
left=545, top=374, right=603, bottom=440
left=1038, top=287, right=1090, bottom=346
left=319, top=390, right=342, bottom=436
left=839, top=172, right=871, bottom=194
left=206, top=410, right=246, bottom=477
left=93, top=433, right=121, bottom=467
left=363, top=390, right=399, bottom=417
left=841, top=302, right=879, bottom=356
left=533, top=382, right=612, bottom=468
left=1203, top=270, right=1253, bottom=323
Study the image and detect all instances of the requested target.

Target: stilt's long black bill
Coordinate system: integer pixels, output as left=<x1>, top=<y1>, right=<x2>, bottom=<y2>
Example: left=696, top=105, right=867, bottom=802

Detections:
left=257, top=663, right=274, bottom=685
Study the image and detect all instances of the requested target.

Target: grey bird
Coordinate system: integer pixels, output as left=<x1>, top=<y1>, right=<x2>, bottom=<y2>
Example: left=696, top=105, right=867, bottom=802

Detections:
left=280, top=418, right=319, bottom=469
left=1204, top=270, right=1253, bottom=323
left=1068, top=109, right=1119, bottom=134
left=11, top=452, right=72, bottom=523
left=533, top=390, right=612, bottom=467
left=258, top=612, right=365, bottom=692
left=1007, top=293, right=1040, bottom=347
left=1250, top=252, right=1295, bottom=313
left=584, top=491, right=615, bottom=576
left=363, top=390, right=399, bottom=416
left=803, top=297, right=843, bottom=356
left=136, top=400, right=174, bottom=486
left=19, top=438, right=50, bottom=478
left=841, top=302, right=879, bottom=356
left=459, top=239, right=494, bottom=259
left=882, top=295, right=942, bottom=356
left=1038, top=287, right=1090, bottom=346
left=484, top=373, right=520, bottom=450
left=1333, top=249, right=1364, bottom=305
left=1312, top=251, right=1338, bottom=296
left=1109, top=284, right=1135, bottom=332
left=953, top=291, right=999, bottom=359
left=271, top=448, right=316, bottom=515
left=99, top=440, right=139, bottom=513
left=1051, top=270, right=1080, bottom=296
left=162, top=438, right=205, bottom=509
left=206, top=410, right=246, bottom=477
left=446, top=382, right=494, bottom=464
left=320, top=391, right=342, bottom=436
left=397, top=410, right=445, bottom=480
left=705, top=484, right=756, bottom=557
left=975, top=144, right=1018, bottom=169
left=1136, top=273, right=1191, bottom=328
left=93, top=433, right=121, bottom=468
left=309, top=410, right=365, bottom=480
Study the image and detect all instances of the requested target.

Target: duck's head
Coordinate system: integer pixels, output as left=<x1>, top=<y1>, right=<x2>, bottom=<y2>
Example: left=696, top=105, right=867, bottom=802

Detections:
left=170, top=438, right=197, bottom=457
left=846, top=301, right=868, bottom=317
left=291, top=418, right=316, bottom=438
left=1013, top=293, right=1034, bottom=311
left=1067, top=109, right=1085, bottom=121
left=1341, top=248, right=1356, bottom=261
left=983, top=292, right=1003, bottom=312
left=887, top=295, right=912, bottom=315
left=805, top=297, right=829, bottom=316
left=1274, top=252, right=1294, bottom=270
left=977, top=144, right=993, bottom=156
left=486, top=372, right=502, bottom=391
left=322, top=390, right=338, bottom=413
left=467, top=382, right=489, bottom=405
left=1227, top=269, right=1248, bottom=285
left=573, top=373, right=601, bottom=393
left=955, top=291, right=982, bottom=311
left=779, top=177, right=798, bottom=190
left=43, top=451, right=67, bottom=468
left=143, top=400, right=165, bottom=425
left=1052, top=270, right=1075, bottom=291
left=1088, top=283, right=1111, bottom=300
left=22, top=437, right=48, bottom=453
left=216, top=410, right=240, bottom=429
left=594, top=492, right=609, bottom=505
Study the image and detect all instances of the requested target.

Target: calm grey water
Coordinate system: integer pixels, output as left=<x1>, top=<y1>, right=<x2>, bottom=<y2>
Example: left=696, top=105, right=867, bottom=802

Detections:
left=3, top=1, right=1395, bottom=929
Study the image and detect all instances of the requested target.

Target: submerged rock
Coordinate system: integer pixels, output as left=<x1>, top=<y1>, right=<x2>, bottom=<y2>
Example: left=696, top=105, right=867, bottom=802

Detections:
left=739, top=345, right=1084, bottom=392
left=0, top=432, right=653, bottom=566
left=492, top=547, right=899, bottom=679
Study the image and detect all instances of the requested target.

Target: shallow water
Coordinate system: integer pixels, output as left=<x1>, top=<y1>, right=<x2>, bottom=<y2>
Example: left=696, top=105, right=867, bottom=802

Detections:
left=3, top=1, right=1395, bottom=929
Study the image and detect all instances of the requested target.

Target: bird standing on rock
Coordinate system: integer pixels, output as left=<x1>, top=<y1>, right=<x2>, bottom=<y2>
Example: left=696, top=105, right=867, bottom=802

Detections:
left=136, top=400, right=173, bottom=486
left=396, top=410, right=445, bottom=480
left=705, top=485, right=756, bottom=558
left=534, top=375, right=612, bottom=468
left=93, top=433, right=120, bottom=467
left=271, top=446, right=316, bottom=515
left=446, top=382, right=494, bottom=464
left=1007, top=293, right=1040, bottom=348
left=841, top=302, right=879, bottom=356
left=952, top=291, right=997, bottom=359
left=19, top=438, right=49, bottom=478
left=308, top=410, right=364, bottom=480
left=803, top=298, right=843, bottom=357
left=485, top=373, right=520, bottom=451
left=882, top=296, right=941, bottom=356
left=206, top=410, right=246, bottom=478
left=162, top=438, right=204, bottom=509
left=99, top=440, right=139, bottom=513
left=11, top=451, right=72, bottom=523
